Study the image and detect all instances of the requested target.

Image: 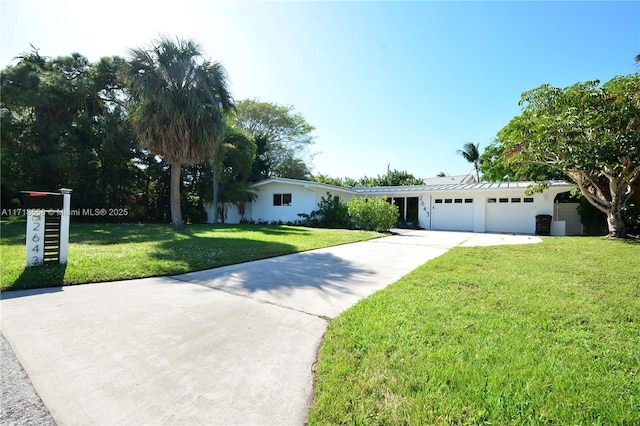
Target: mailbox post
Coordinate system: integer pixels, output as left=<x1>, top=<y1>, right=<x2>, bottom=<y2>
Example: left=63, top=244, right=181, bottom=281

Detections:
left=59, top=188, right=72, bottom=264
left=20, top=189, right=72, bottom=267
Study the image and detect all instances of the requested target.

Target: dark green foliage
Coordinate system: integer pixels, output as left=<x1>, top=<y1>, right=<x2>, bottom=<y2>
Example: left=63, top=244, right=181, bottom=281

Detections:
left=492, top=72, right=640, bottom=237
left=577, top=197, right=607, bottom=235
left=249, top=135, right=271, bottom=182
left=299, top=192, right=351, bottom=228
left=480, top=140, right=566, bottom=182
left=314, top=168, right=423, bottom=188
left=347, top=196, right=399, bottom=232
left=1, top=46, right=253, bottom=225
left=312, top=175, right=359, bottom=188
left=0, top=48, right=150, bottom=219
left=357, top=168, right=423, bottom=187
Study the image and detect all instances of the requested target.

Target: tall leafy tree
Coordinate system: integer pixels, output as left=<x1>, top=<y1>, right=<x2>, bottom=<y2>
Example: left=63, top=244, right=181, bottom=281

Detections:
left=1, top=49, right=140, bottom=212
left=127, top=36, right=233, bottom=230
left=479, top=140, right=565, bottom=182
left=273, top=155, right=312, bottom=180
left=1, top=49, right=93, bottom=194
left=496, top=73, right=640, bottom=238
left=235, top=99, right=315, bottom=180
left=456, top=142, right=481, bottom=182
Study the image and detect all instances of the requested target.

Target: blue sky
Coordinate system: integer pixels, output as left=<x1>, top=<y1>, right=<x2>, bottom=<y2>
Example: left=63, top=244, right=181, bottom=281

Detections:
left=2, top=1, right=638, bottom=180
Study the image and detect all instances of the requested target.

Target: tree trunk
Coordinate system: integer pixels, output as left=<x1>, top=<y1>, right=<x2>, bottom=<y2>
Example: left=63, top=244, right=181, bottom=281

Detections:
left=170, top=162, right=185, bottom=231
left=212, top=168, right=219, bottom=223
left=606, top=206, right=627, bottom=238
left=568, top=171, right=631, bottom=238
left=604, top=178, right=630, bottom=238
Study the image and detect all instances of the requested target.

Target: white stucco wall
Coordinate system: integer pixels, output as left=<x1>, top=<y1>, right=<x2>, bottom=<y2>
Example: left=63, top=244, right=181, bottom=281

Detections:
left=204, top=179, right=573, bottom=234
left=483, top=190, right=560, bottom=234
left=419, top=195, right=431, bottom=229
left=373, top=187, right=566, bottom=234
left=250, top=182, right=353, bottom=224
left=204, top=202, right=250, bottom=224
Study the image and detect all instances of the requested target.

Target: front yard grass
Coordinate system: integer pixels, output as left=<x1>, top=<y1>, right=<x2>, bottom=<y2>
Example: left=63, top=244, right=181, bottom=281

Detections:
left=0, top=221, right=382, bottom=291
left=309, top=237, right=640, bottom=425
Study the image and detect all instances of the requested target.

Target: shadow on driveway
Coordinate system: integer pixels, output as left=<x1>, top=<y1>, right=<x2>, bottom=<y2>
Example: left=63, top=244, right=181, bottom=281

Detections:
left=171, top=249, right=378, bottom=318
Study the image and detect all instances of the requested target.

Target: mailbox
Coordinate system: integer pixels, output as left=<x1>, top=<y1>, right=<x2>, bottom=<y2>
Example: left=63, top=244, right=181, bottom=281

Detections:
left=19, top=191, right=63, bottom=210
left=19, top=189, right=72, bottom=266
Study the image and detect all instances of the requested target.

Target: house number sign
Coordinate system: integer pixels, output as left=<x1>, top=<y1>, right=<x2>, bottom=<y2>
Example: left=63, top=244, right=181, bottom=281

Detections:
left=26, top=212, right=45, bottom=266
left=21, top=189, right=72, bottom=267
left=419, top=195, right=430, bottom=217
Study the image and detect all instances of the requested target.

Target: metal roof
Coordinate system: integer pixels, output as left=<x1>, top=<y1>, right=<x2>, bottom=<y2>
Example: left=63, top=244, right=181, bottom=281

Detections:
left=355, top=181, right=573, bottom=194
left=251, top=178, right=574, bottom=195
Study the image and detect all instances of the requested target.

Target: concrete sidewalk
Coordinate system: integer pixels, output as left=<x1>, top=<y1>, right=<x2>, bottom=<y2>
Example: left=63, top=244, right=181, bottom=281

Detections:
left=0, top=230, right=540, bottom=425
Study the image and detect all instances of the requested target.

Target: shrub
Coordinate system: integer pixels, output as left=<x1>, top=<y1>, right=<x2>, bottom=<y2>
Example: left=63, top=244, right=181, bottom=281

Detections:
left=347, top=196, right=399, bottom=232
left=300, top=192, right=352, bottom=229
left=577, top=198, right=607, bottom=235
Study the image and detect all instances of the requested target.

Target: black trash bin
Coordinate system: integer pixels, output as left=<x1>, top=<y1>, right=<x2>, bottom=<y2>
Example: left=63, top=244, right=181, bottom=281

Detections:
left=535, top=214, right=552, bottom=236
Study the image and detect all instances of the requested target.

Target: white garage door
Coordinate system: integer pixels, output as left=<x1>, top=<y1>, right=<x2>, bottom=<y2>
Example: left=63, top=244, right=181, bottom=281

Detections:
left=431, top=197, right=474, bottom=231
left=485, top=196, right=536, bottom=234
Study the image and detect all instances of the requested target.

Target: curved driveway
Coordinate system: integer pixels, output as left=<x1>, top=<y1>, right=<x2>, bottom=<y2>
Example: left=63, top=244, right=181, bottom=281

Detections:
left=0, top=230, right=540, bottom=425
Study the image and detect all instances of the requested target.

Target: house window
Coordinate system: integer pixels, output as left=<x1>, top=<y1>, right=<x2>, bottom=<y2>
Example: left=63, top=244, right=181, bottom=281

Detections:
left=465, top=199, right=473, bottom=203
left=488, top=198, right=497, bottom=203
left=524, top=197, right=534, bottom=203
left=435, top=199, right=443, bottom=204
left=454, top=199, right=463, bottom=203
left=499, top=198, right=509, bottom=203
left=511, top=198, right=521, bottom=203
left=444, top=199, right=452, bottom=204
left=273, top=193, right=292, bottom=206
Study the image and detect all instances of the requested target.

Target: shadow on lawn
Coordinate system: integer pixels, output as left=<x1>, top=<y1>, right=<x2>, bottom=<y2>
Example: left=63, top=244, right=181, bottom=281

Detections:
left=147, top=230, right=308, bottom=274
left=7, top=263, right=67, bottom=292
left=1, top=223, right=341, bottom=292
left=72, top=223, right=313, bottom=244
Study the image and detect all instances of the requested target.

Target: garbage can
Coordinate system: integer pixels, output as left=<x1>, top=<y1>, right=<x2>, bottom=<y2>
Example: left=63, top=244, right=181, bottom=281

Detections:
left=535, top=214, right=552, bottom=236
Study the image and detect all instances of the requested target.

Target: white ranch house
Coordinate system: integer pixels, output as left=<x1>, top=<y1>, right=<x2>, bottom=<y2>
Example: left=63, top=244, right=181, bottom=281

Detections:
left=206, top=177, right=577, bottom=236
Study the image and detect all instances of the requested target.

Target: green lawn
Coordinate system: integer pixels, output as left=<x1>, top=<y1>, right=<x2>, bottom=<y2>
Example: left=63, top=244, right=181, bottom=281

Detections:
left=309, top=237, right=640, bottom=425
left=0, top=221, right=382, bottom=291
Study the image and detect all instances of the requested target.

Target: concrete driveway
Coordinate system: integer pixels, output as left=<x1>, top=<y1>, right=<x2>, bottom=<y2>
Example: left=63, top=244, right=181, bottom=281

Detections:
left=0, top=230, right=540, bottom=425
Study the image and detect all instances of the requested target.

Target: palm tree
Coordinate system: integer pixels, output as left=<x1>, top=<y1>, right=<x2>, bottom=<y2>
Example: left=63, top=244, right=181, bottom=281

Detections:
left=457, top=142, right=481, bottom=182
left=217, top=180, right=258, bottom=223
left=211, top=129, right=256, bottom=222
left=127, top=36, right=233, bottom=230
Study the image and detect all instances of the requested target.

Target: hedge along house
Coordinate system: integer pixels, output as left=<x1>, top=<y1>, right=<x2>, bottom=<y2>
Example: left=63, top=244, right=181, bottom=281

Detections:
left=205, top=177, right=575, bottom=235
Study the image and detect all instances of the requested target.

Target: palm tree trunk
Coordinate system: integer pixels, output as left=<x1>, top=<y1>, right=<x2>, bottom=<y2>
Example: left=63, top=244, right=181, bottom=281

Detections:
left=212, top=167, right=219, bottom=223
left=170, top=162, right=185, bottom=231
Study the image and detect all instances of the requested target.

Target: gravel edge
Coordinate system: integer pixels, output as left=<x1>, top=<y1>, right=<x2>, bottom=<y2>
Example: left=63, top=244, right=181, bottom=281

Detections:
left=0, top=332, right=56, bottom=425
